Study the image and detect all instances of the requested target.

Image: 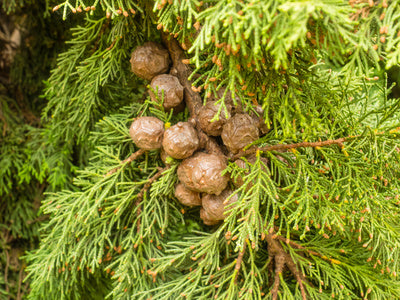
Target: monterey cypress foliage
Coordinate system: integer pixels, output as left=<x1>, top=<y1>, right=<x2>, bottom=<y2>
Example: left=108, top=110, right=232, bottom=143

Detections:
left=2, top=0, right=400, bottom=299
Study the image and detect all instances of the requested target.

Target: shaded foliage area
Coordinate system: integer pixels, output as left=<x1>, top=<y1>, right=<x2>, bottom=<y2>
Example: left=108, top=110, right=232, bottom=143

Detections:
left=0, top=1, right=78, bottom=297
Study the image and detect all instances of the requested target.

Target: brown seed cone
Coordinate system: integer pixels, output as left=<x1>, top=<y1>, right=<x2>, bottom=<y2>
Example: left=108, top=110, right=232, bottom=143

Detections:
left=149, top=74, right=184, bottom=110
left=198, top=101, right=231, bottom=136
left=177, top=152, right=229, bottom=195
left=232, top=156, right=269, bottom=188
left=130, top=42, right=170, bottom=81
left=221, top=114, right=259, bottom=153
left=200, top=208, right=220, bottom=225
left=174, top=183, right=202, bottom=207
left=201, top=188, right=238, bottom=221
left=250, top=105, right=269, bottom=135
left=129, top=116, right=164, bottom=150
left=162, top=122, right=199, bottom=159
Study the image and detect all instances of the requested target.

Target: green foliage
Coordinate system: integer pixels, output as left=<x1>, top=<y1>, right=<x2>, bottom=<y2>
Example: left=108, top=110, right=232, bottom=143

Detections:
left=38, top=6, right=159, bottom=189
left=2, top=0, right=400, bottom=299
left=0, top=93, right=43, bottom=299
left=26, top=74, right=400, bottom=299
left=25, top=104, right=183, bottom=299
left=0, top=0, right=79, bottom=297
left=154, top=0, right=400, bottom=100
left=1, top=0, right=34, bottom=13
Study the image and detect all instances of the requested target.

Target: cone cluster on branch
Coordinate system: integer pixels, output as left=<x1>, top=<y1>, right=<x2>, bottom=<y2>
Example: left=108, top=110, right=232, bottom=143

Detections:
left=129, top=41, right=269, bottom=224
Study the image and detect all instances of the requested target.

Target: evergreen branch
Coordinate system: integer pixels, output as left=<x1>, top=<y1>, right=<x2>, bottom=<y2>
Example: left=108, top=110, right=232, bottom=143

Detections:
left=135, top=166, right=170, bottom=232
left=233, top=240, right=247, bottom=284
left=136, top=167, right=168, bottom=200
left=106, top=148, right=145, bottom=176
left=91, top=18, right=111, bottom=54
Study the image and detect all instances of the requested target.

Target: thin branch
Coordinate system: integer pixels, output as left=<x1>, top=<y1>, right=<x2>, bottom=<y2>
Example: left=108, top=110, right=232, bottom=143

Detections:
left=106, top=37, right=117, bottom=51
left=106, top=149, right=146, bottom=176
left=274, top=235, right=341, bottom=265
left=5, top=249, right=9, bottom=298
left=26, top=215, right=49, bottom=225
left=161, top=33, right=201, bottom=116
left=271, top=253, right=285, bottom=300
left=17, top=264, right=24, bottom=300
left=275, top=235, right=319, bottom=255
left=135, top=166, right=169, bottom=232
left=232, top=136, right=352, bottom=160
left=266, top=234, right=307, bottom=300
left=234, top=241, right=247, bottom=284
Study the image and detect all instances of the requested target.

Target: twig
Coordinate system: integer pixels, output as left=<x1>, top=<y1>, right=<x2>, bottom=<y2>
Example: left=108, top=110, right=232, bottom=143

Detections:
left=17, top=264, right=24, bottom=300
left=266, top=234, right=307, bottom=300
left=275, top=235, right=317, bottom=253
left=234, top=241, right=247, bottom=284
left=232, top=136, right=352, bottom=160
left=274, top=235, right=341, bottom=265
left=161, top=33, right=224, bottom=156
left=5, top=249, right=9, bottom=297
left=135, top=166, right=169, bottom=232
left=26, top=215, right=49, bottom=225
left=106, top=149, right=146, bottom=176
left=106, top=37, right=118, bottom=51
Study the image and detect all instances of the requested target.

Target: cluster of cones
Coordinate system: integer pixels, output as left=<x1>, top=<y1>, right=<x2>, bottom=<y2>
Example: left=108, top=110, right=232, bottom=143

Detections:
left=129, top=41, right=268, bottom=225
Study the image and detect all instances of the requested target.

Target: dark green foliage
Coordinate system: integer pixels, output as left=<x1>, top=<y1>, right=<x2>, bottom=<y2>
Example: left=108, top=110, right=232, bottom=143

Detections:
left=0, top=0, right=79, bottom=297
left=1, top=0, right=34, bottom=13
left=2, top=0, right=400, bottom=299
left=39, top=8, right=158, bottom=189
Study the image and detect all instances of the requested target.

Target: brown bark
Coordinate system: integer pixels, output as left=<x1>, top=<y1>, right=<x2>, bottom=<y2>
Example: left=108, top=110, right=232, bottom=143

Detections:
left=234, top=242, right=247, bottom=284
left=266, top=234, right=307, bottom=300
left=233, top=136, right=349, bottom=160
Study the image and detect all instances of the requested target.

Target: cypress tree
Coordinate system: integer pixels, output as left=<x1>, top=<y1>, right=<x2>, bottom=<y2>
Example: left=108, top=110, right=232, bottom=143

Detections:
left=2, top=0, right=400, bottom=299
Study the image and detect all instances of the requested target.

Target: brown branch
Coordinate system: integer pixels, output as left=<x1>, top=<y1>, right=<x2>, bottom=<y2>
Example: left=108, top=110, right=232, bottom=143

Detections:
left=135, top=166, right=169, bottom=232
left=26, top=215, right=49, bottom=225
left=274, top=235, right=342, bottom=267
left=161, top=33, right=224, bottom=156
left=232, top=136, right=354, bottom=160
left=161, top=33, right=201, bottom=116
left=106, top=149, right=146, bottom=176
left=106, top=37, right=117, bottom=51
left=272, top=253, right=285, bottom=300
left=266, top=234, right=307, bottom=300
left=275, top=235, right=320, bottom=257
left=4, top=249, right=9, bottom=297
left=16, top=264, right=24, bottom=300
left=234, top=241, right=247, bottom=284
